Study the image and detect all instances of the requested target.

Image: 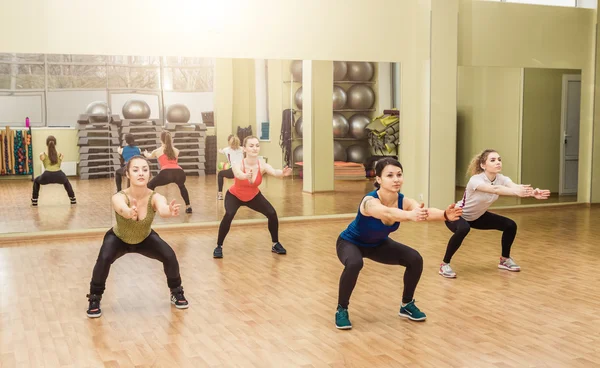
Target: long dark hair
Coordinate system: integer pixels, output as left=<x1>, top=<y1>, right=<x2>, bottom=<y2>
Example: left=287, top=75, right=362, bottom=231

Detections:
left=161, top=131, right=176, bottom=160
left=374, top=157, right=403, bottom=189
left=46, top=136, right=58, bottom=165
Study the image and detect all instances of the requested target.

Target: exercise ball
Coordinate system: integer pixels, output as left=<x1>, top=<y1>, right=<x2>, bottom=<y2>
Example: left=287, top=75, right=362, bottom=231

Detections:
left=348, top=114, right=371, bottom=139
left=332, top=85, right=347, bottom=110
left=166, top=104, right=190, bottom=123
left=347, top=62, right=374, bottom=81
left=334, top=141, right=347, bottom=162
left=346, top=144, right=368, bottom=164
left=333, top=61, right=348, bottom=81
left=290, top=60, right=303, bottom=82
left=347, top=85, right=375, bottom=110
left=85, top=101, right=110, bottom=122
left=295, top=117, right=303, bottom=138
left=332, top=113, right=349, bottom=138
left=293, top=145, right=303, bottom=163
left=294, top=87, right=303, bottom=110
left=122, top=99, right=151, bottom=119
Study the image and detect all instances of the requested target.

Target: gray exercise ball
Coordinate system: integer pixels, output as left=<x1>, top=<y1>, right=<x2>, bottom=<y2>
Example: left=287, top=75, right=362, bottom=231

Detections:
left=294, top=87, right=303, bottom=110
left=166, top=104, right=190, bottom=123
left=346, top=144, right=368, bottom=164
left=332, top=85, right=347, bottom=110
left=334, top=141, right=347, bottom=162
left=122, top=99, right=151, bottom=119
left=293, top=145, right=303, bottom=163
left=332, top=113, right=349, bottom=138
left=346, top=85, right=375, bottom=110
left=85, top=101, right=110, bottom=122
left=295, top=117, right=303, bottom=138
left=290, top=60, right=303, bottom=82
left=333, top=61, right=348, bottom=81
left=347, top=62, right=374, bottom=81
left=348, top=114, right=371, bottom=139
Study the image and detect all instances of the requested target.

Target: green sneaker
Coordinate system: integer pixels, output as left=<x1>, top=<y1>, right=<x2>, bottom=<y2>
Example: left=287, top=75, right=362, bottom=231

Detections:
left=399, top=300, right=427, bottom=321
left=335, top=305, right=352, bottom=330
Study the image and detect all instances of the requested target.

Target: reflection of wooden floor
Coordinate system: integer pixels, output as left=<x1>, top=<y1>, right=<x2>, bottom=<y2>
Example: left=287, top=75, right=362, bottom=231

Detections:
left=455, top=187, right=578, bottom=207
left=0, top=176, right=374, bottom=234
left=1, top=206, right=599, bottom=366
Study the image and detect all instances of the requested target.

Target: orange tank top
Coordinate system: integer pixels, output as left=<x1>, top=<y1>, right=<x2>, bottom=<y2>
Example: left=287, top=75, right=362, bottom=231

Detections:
left=229, top=160, right=262, bottom=201
left=158, top=153, right=181, bottom=170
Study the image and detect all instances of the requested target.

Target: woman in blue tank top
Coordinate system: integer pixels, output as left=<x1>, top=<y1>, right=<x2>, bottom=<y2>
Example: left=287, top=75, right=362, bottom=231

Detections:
left=116, top=134, right=141, bottom=192
left=335, top=158, right=463, bottom=330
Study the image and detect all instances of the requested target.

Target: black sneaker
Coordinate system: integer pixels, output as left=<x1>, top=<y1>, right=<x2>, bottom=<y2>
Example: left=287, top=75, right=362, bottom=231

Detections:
left=213, top=246, right=223, bottom=258
left=170, top=286, right=189, bottom=309
left=31, top=198, right=38, bottom=207
left=185, top=207, right=192, bottom=214
left=70, top=197, right=77, bottom=205
left=86, top=294, right=102, bottom=318
left=272, top=242, right=287, bottom=254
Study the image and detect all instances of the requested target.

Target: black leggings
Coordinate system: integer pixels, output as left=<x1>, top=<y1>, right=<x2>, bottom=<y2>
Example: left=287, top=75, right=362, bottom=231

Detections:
left=443, top=211, right=517, bottom=263
left=336, top=236, right=423, bottom=308
left=89, top=229, right=182, bottom=295
left=32, top=170, right=75, bottom=199
left=147, top=169, right=190, bottom=206
left=115, top=166, right=128, bottom=192
left=218, top=168, right=234, bottom=192
left=217, top=191, right=279, bottom=246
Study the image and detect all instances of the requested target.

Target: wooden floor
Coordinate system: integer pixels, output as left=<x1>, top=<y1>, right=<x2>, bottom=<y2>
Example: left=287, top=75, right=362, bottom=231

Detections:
left=0, top=176, right=374, bottom=235
left=1, top=206, right=599, bottom=367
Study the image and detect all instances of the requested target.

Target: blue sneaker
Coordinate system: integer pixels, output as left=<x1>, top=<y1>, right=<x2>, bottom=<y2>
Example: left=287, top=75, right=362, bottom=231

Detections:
left=399, top=300, right=426, bottom=321
left=335, top=305, right=352, bottom=330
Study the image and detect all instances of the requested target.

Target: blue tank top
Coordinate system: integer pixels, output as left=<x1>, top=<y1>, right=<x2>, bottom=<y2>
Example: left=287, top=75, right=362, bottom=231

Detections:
left=339, top=190, right=404, bottom=247
left=122, top=145, right=141, bottom=163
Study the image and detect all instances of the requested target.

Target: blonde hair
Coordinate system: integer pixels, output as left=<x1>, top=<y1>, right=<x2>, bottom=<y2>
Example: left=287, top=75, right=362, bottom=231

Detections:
left=467, top=149, right=497, bottom=177
left=229, top=135, right=241, bottom=150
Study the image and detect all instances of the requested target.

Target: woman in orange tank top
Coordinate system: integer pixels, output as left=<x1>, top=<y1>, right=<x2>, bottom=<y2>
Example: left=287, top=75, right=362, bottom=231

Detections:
left=143, top=131, right=192, bottom=214
left=213, top=135, right=292, bottom=258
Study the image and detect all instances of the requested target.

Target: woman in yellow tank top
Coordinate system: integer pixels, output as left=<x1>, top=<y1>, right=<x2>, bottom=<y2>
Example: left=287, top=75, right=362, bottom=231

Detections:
left=31, top=135, right=76, bottom=206
left=86, top=155, right=189, bottom=318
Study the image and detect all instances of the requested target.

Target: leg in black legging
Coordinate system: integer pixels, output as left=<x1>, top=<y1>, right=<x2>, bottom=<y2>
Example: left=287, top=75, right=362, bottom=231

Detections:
left=173, top=169, right=190, bottom=206
left=89, top=230, right=128, bottom=295
left=245, top=192, right=279, bottom=243
left=115, top=167, right=124, bottom=192
left=32, top=171, right=75, bottom=200
left=469, top=212, right=517, bottom=258
left=147, top=170, right=169, bottom=190
left=336, top=237, right=364, bottom=309
left=135, top=230, right=182, bottom=289
left=216, top=191, right=243, bottom=246
left=218, top=168, right=235, bottom=192
left=363, top=238, right=423, bottom=304
left=443, top=217, right=471, bottom=263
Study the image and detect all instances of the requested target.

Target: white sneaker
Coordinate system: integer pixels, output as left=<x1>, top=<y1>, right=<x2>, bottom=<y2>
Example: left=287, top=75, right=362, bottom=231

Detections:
left=439, top=263, right=457, bottom=278
left=498, top=257, right=521, bottom=272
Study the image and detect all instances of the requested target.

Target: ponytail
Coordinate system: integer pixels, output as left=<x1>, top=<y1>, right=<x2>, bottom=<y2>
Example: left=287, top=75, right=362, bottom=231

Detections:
left=161, top=131, right=176, bottom=160
left=46, top=136, right=58, bottom=165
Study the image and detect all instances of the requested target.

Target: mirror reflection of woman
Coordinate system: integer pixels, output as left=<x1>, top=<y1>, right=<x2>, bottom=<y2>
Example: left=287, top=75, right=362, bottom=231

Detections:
left=143, top=131, right=192, bottom=214
left=86, top=156, right=188, bottom=318
left=439, top=149, right=550, bottom=279
left=31, top=135, right=76, bottom=206
left=217, top=134, right=243, bottom=200
left=213, top=136, right=292, bottom=258
left=334, top=158, right=463, bottom=330
left=116, top=133, right=141, bottom=192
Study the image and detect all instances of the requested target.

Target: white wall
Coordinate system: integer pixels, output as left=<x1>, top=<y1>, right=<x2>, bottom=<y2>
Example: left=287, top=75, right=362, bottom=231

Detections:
left=0, top=94, right=43, bottom=126
left=47, top=90, right=107, bottom=127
